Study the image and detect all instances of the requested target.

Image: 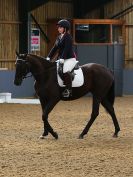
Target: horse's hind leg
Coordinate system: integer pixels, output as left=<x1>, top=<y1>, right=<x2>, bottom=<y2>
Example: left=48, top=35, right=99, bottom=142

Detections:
left=101, top=98, right=120, bottom=137
left=79, top=96, right=100, bottom=139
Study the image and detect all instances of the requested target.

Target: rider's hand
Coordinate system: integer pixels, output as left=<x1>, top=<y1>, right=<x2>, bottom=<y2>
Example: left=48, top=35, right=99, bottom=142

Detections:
left=59, top=59, right=64, bottom=64
left=46, top=57, right=50, bottom=61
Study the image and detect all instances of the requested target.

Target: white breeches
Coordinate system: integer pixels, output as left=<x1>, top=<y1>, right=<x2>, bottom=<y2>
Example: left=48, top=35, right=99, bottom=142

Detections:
left=59, top=58, right=77, bottom=73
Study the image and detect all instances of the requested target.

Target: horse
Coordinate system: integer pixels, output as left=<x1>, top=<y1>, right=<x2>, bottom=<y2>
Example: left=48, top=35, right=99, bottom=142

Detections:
left=14, top=53, right=120, bottom=139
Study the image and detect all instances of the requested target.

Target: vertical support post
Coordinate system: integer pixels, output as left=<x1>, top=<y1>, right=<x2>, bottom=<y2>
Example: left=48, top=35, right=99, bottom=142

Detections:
left=18, top=0, right=28, bottom=53
left=28, top=13, right=31, bottom=53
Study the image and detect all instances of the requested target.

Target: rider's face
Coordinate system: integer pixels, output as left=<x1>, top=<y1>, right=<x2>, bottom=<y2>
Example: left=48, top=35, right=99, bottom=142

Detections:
left=58, top=26, right=65, bottom=34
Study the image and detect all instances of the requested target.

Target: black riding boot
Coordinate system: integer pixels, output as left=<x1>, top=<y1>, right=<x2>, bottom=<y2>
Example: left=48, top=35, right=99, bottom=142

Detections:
left=62, top=72, right=72, bottom=97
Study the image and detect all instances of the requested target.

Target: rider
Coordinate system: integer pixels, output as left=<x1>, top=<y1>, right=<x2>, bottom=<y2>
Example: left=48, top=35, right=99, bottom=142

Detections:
left=46, top=19, right=77, bottom=97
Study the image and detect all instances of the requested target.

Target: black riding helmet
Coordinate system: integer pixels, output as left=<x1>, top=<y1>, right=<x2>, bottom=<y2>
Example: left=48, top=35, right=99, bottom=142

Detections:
left=57, top=19, right=70, bottom=31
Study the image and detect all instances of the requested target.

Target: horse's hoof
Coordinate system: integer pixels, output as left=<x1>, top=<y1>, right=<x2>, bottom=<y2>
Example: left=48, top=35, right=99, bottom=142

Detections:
left=78, top=134, right=84, bottom=139
left=39, top=135, right=45, bottom=139
left=43, top=131, right=49, bottom=136
left=113, top=133, right=118, bottom=138
left=53, top=132, right=58, bottom=139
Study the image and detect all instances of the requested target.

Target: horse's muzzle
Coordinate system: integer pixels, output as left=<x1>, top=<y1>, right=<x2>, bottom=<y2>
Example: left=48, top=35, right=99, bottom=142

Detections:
left=14, top=79, right=22, bottom=86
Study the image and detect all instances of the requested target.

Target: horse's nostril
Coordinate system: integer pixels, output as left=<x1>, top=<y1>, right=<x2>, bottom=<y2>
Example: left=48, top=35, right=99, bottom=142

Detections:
left=14, top=79, right=21, bottom=86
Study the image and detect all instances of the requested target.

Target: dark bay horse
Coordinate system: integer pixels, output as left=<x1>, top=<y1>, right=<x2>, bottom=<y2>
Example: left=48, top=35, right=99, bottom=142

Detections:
left=14, top=53, right=120, bottom=139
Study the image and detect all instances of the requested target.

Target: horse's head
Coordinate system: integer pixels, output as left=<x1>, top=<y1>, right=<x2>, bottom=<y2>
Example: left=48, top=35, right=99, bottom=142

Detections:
left=14, top=52, right=30, bottom=86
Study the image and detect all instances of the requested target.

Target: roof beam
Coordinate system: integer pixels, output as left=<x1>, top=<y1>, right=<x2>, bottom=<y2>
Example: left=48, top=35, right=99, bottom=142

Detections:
left=73, top=0, right=113, bottom=18
left=28, top=0, right=49, bottom=11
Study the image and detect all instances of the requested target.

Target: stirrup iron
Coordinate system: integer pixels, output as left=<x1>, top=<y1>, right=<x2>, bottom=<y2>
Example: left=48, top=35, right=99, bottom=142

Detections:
left=62, top=89, right=72, bottom=98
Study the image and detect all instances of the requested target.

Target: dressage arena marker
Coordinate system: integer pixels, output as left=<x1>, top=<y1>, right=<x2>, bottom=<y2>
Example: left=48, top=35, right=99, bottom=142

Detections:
left=0, top=92, right=40, bottom=104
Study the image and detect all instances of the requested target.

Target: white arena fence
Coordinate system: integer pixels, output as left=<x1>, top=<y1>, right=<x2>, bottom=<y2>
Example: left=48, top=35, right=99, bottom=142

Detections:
left=0, top=93, right=40, bottom=104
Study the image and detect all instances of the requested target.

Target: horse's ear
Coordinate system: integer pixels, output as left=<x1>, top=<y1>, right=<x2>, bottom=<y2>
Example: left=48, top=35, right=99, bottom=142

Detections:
left=24, top=53, right=28, bottom=58
left=16, top=51, right=19, bottom=57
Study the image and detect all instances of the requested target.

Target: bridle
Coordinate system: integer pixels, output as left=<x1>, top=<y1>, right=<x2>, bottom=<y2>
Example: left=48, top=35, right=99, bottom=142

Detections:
left=16, top=58, right=56, bottom=80
left=16, top=58, right=32, bottom=79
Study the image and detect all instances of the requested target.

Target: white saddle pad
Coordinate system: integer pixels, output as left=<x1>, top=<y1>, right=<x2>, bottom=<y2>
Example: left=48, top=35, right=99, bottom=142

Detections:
left=57, top=63, right=84, bottom=87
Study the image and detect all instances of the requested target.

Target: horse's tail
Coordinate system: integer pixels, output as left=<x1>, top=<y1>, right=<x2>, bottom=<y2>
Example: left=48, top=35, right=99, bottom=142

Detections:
left=107, top=80, right=115, bottom=106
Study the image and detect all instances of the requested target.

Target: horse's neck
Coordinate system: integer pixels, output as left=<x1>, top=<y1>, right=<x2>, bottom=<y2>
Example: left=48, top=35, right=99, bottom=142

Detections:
left=28, top=56, right=42, bottom=72
left=28, top=55, right=55, bottom=81
left=28, top=54, right=52, bottom=67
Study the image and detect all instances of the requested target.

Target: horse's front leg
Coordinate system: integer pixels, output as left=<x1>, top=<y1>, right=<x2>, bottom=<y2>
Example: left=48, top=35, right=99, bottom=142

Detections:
left=40, top=113, right=49, bottom=138
left=39, top=97, right=60, bottom=139
left=39, top=98, right=48, bottom=138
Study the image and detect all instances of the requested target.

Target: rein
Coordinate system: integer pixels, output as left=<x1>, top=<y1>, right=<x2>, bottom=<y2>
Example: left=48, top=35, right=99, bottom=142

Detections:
left=24, top=64, right=56, bottom=80
left=23, top=74, right=33, bottom=79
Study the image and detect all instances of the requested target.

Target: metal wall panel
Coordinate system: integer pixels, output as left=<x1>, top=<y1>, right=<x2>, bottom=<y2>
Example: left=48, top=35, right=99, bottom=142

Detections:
left=123, top=69, right=133, bottom=95
left=75, top=44, right=124, bottom=96
left=0, top=71, right=35, bottom=98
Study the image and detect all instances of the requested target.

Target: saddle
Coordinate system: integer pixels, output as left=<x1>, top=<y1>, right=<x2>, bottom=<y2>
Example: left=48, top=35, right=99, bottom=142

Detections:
left=58, top=61, right=79, bottom=82
left=57, top=60, right=84, bottom=88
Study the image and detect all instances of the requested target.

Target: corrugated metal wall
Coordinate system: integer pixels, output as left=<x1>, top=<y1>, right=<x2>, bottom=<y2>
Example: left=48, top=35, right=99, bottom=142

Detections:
left=85, top=0, right=133, bottom=68
left=0, top=0, right=19, bottom=70
left=0, top=0, right=73, bottom=70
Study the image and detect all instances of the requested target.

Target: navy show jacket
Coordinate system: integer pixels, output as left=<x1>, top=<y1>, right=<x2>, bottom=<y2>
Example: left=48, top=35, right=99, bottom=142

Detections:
left=47, top=33, right=75, bottom=60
